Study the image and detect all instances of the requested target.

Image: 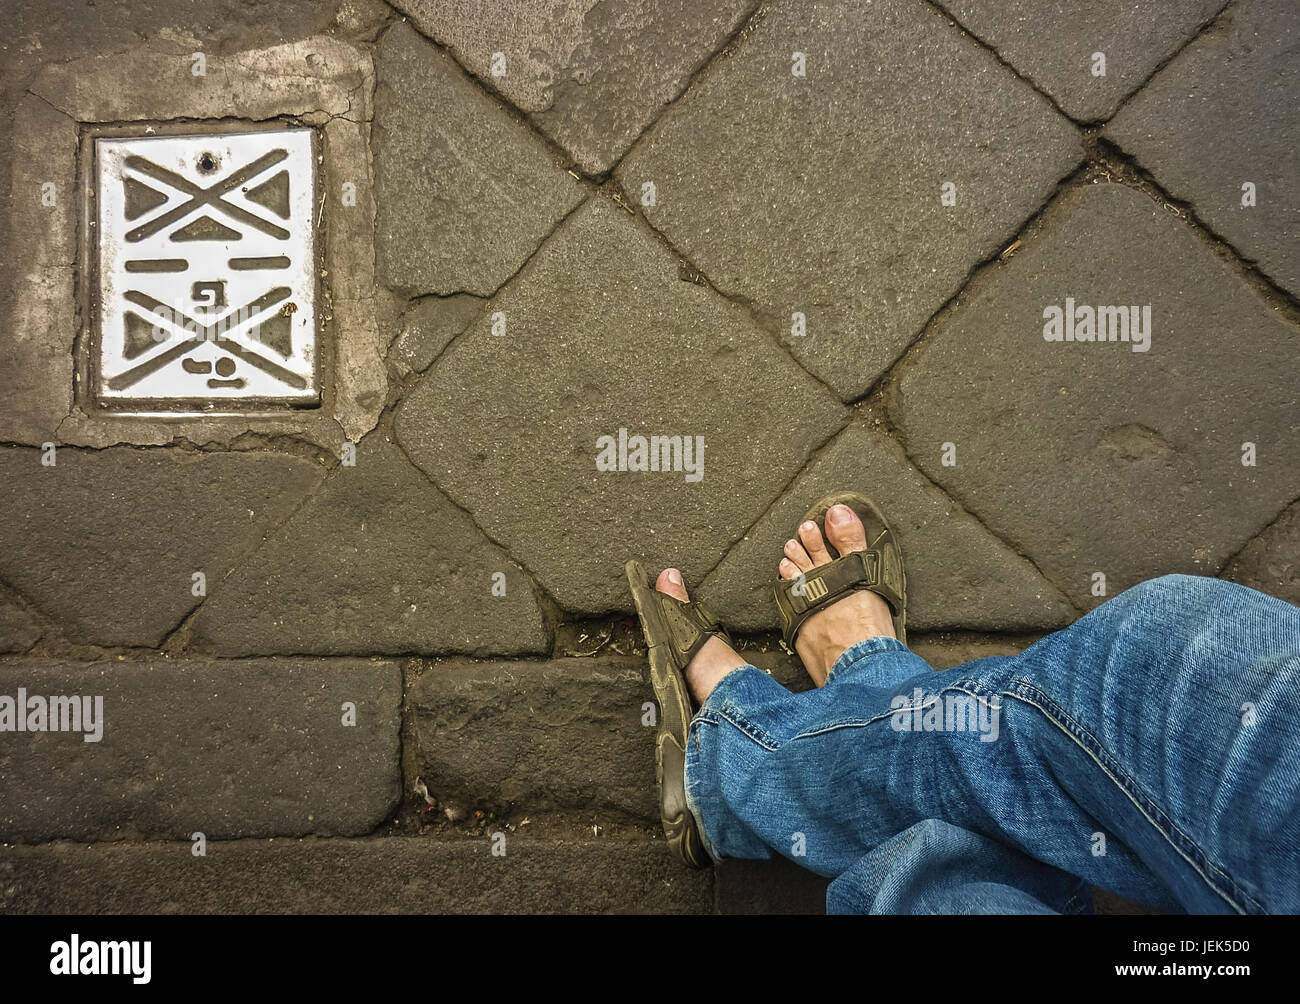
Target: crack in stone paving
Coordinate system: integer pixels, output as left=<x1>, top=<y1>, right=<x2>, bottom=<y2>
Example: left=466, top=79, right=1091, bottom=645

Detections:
left=385, top=430, right=564, bottom=636
left=1217, top=489, right=1300, bottom=574
left=923, top=0, right=1233, bottom=128
left=596, top=1, right=770, bottom=184
left=22, top=87, right=79, bottom=122
left=366, top=313, right=563, bottom=640
left=382, top=13, right=591, bottom=178
left=921, top=0, right=1083, bottom=125
left=869, top=396, right=1085, bottom=618
left=861, top=132, right=1300, bottom=426
left=155, top=462, right=335, bottom=655
left=610, top=188, right=847, bottom=403
left=1093, top=0, right=1236, bottom=126
left=843, top=158, right=1085, bottom=411
left=1086, top=137, right=1300, bottom=318
left=417, top=195, right=593, bottom=370
left=690, top=412, right=853, bottom=587
left=386, top=1, right=769, bottom=184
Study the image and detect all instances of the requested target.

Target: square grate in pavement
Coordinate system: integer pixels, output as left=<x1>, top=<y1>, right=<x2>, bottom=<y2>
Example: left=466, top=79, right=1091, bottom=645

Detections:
left=93, top=129, right=319, bottom=411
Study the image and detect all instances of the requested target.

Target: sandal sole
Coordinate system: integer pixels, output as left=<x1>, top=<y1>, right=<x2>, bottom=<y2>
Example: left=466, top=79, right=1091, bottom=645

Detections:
left=625, top=560, right=711, bottom=869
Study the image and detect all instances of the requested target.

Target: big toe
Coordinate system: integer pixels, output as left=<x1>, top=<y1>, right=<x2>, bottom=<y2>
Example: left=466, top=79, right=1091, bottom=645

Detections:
left=825, top=503, right=868, bottom=555
left=655, top=567, right=690, bottom=602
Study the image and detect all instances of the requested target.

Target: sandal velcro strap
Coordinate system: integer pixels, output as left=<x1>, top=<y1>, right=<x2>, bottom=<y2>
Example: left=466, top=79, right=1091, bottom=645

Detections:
left=659, top=597, right=729, bottom=668
left=774, top=549, right=902, bottom=649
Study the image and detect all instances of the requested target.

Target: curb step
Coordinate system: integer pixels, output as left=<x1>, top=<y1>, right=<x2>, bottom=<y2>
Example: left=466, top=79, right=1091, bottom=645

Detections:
left=0, top=836, right=713, bottom=915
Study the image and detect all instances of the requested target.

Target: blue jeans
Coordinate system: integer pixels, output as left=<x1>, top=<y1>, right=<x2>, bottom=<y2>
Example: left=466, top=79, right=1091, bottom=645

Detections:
left=683, top=575, right=1300, bottom=914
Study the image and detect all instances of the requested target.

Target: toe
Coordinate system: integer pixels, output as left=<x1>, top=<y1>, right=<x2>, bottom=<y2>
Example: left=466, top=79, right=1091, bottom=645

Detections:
left=825, top=503, right=868, bottom=555
left=778, top=557, right=803, bottom=580
left=798, top=519, right=833, bottom=565
left=654, top=567, right=690, bottom=602
left=783, top=537, right=813, bottom=572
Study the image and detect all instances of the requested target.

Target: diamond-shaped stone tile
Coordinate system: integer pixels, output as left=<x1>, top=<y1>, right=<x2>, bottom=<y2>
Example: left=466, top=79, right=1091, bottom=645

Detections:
left=390, top=0, right=759, bottom=175
left=394, top=198, right=847, bottom=613
left=0, top=447, right=321, bottom=647
left=191, top=436, right=550, bottom=656
left=940, top=0, right=1225, bottom=122
left=617, top=0, right=1081, bottom=401
left=374, top=22, right=585, bottom=296
left=887, top=183, right=1300, bottom=610
left=1107, top=0, right=1300, bottom=298
left=699, top=422, right=1076, bottom=632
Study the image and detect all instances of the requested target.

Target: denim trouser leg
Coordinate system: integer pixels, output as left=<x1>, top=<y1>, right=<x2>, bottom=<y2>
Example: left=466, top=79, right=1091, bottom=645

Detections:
left=683, top=574, right=1300, bottom=914
left=824, top=819, right=1093, bottom=914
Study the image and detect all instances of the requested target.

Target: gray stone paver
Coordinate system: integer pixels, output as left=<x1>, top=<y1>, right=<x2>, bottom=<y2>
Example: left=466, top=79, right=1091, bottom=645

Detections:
left=395, top=197, right=847, bottom=613
left=390, top=0, right=759, bottom=175
left=411, top=657, right=657, bottom=823
left=0, top=448, right=321, bottom=648
left=940, top=0, right=1226, bottom=122
left=191, top=436, right=550, bottom=657
left=0, top=657, right=401, bottom=841
left=699, top=422, right=1076, bottom=633
left=888, top=183, right=1300, bottom=611
left=374, top=22, right=586, bottom=296
left=1107, top=0, right=1300, bottom=298
left=617, top=0, right=1082, bottom=401
left=0, top=0, right=344, bottom=77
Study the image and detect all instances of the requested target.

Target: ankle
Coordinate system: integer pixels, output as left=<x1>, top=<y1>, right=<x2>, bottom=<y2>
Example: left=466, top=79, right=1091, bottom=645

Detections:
left=795, top=601, right=894, bottom=685
left=685, top=636, right=746, bottom=703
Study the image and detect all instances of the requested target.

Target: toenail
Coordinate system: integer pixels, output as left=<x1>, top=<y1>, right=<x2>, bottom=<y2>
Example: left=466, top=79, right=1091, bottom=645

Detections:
left=667, top=569, right=682, bottom=585
left=801, top=521, right=816, bottom=532
left=828, top=505, right=850, bottom=522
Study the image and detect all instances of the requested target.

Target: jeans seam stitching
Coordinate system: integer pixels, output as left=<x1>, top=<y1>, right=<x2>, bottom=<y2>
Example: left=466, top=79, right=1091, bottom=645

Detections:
left=715, top=704, right=781, bottom=751
left=791, top=700, right=937, bottom=740
left=1005, top=679, right=1263, bottom=915
left=683, top=725, right=723, bottom=864
left=790, top=681, right=993, bottom=742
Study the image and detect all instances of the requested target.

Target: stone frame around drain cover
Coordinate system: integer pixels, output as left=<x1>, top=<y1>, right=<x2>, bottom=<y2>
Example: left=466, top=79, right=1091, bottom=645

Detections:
left=88, top=122, right=323, bottom=414
left=5, top=36, right=382, bottom=450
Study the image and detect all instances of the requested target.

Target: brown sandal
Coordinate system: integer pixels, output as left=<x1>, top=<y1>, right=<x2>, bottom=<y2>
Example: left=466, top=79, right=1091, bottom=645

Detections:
left=772, top=492, right=907, bottom=648
left=625, top=559, right=727, bottom=869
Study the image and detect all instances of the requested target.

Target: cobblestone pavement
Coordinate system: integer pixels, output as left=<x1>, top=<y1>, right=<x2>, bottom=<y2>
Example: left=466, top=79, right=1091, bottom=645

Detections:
left=0, top=0, right=1296, bottom=913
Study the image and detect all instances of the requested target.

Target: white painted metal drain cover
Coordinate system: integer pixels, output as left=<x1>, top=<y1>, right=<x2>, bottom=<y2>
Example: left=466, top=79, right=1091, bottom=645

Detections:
left=94, top=129, right=318, bottom=408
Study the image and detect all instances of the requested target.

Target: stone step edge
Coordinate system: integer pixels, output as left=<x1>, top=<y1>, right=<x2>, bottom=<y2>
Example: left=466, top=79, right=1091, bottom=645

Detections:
left=0, top=835, right=714, bottom=915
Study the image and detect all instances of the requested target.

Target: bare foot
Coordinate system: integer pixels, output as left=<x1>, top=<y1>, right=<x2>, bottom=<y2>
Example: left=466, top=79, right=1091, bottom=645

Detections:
left=653, top=568, right=747, bottom=703
left=778, top=504, right=896, bottom=686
